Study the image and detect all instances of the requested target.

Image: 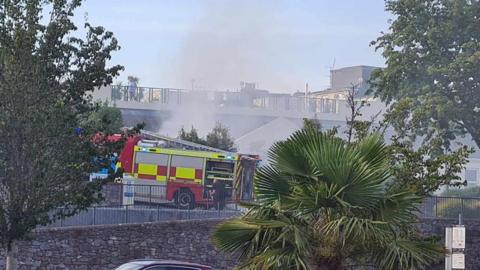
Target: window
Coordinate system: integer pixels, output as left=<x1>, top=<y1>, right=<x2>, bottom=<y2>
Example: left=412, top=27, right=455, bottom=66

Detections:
left=206, top=160, right=234, bottom=173
left=171, top=155, right=203, bottom=169
left=135, top=152, right=168, bottom=165
left=465, top=169, right=478, bottom=186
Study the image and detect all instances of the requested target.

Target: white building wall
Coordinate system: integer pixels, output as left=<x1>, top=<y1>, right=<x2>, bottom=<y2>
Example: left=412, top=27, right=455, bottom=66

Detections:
left=464, top=158, right=480, bottom=187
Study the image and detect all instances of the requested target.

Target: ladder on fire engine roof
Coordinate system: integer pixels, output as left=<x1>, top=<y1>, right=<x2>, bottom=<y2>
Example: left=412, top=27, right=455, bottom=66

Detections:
left=140, top=130, right=235, bottom=155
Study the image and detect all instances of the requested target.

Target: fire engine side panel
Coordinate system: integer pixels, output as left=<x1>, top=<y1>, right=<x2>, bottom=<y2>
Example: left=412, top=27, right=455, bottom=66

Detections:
left=176, top=168, right=195, bottom=179
left=166, top=155, right=204, bottom=202
left=169, top=155, right=204, bottom=184
left=128, top=144, right=251, bottom=203
left=138, top=164, right=157, bottom=179
left=118, top=136, right=141, bottom=173
left=132, top=151, right=169, bottom=182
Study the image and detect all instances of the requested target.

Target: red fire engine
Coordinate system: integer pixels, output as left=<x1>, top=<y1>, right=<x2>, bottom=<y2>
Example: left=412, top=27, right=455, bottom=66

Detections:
left=116, top=131, right=259, bottom=208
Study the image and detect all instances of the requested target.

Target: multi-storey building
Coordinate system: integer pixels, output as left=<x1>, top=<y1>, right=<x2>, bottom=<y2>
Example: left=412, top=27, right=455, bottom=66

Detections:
left=91, top=65, right=480, bottom=187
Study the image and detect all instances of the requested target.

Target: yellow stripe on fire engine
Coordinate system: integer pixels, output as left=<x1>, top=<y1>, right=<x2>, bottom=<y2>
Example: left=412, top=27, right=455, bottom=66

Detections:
left=156, top=175, right=167, bottom=182
left=176, top=167, right=195, bottom=179
left=138, top=164, right=157, bottom=175
left=133, top=146, right=238, bottom=160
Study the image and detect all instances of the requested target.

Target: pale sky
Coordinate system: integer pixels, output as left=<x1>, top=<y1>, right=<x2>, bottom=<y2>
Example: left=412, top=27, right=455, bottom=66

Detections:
left=74, top=0, right=391, bottom=93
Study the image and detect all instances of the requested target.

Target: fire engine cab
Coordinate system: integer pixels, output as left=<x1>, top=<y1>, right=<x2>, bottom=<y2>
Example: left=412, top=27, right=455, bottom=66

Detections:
left=115, top=131, right=259, bottom=209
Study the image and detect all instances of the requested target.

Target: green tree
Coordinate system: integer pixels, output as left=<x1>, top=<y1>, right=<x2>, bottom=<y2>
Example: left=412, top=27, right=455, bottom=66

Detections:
left=343, top=84, right=472, bottom=196
left=302, top=118, right=338, bottom=138
left=213, top=129, right=442, bottom=269
left=387, top=136, right=473, bottom=195
left=178, top=126, right=206, bottom=145
left=179, top=123, right=236, bottom=151
left=371, top=0, right=480, bottom=149
left=80, top=102, right=123, bottom=135
left=205, top=122, right=235, bottom=151
left=302, top=118, right=338, bottom=139
left=345, top=84, right=368, bottom=143
left=302, top=118, right=322, bottom=132
left=0, top=1, right=122, bottom=269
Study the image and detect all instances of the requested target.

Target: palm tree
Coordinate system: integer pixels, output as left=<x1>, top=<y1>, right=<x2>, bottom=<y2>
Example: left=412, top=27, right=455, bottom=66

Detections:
left=212, top=129, right=442, bottom=270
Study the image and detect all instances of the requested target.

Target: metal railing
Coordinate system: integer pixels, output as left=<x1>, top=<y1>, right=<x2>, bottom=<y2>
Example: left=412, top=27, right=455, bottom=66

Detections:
left=110, top=85, right=342, bottom=114
left=42, top=183, right=244, bottom=228
left=105, top=184, right=480, bottom=221
left=420, top=196, right=480, bottom=220
left=44, top=204, right=242, bottom=228
left=49, top=188, right=480, bottom=228
left=108, top=183, right=243, bottom=208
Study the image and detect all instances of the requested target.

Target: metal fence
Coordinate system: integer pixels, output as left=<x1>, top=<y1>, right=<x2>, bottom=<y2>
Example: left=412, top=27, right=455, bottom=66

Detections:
left=110, top=85, right=342, bottom=114
left=43, top=183, right=244, bottom=228
left=420, top=196, right=480, bottom=220
left=44, top=204, right=242, bottom=228
left=44, top=195, right=480, bottom=228
left=106, top=183, right=243, bottom=208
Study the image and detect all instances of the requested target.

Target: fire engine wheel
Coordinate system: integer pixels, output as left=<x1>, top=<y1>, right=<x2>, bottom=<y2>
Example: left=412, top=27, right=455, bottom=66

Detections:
left=175, top=189, right=195, bottom=209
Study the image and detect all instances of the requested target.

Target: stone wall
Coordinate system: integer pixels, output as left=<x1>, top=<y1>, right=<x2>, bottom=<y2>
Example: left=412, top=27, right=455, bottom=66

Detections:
left=2, top=217, right=479, bottom=270
left=0, top=219, right=235, bottom=270
left=418, top=218, right=480, bottom=269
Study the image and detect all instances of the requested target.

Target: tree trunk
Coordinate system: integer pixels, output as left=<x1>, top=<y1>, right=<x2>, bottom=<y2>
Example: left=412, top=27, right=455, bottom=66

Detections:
left=6, top=244, right=18, bottom=270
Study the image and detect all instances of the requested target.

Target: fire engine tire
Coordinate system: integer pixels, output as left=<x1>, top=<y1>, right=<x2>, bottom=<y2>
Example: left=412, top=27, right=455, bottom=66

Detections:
left=175, top=189, right=195, bottom=209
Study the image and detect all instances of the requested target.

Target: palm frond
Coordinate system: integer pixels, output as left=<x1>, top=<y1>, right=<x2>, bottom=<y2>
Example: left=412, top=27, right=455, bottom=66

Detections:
left=212, top=218, right=260, bottom=254
left=212, top=130, right=443, bottom=270
left=289, top=181, right=335, bottom=214
left=238, top=247, right=310, bottom=270
left=255, top=165, right=292, bottom=204
left=320, top=216, right=391, bottom=248
left=377, top=190, right=423, bottom=227
left=212, top=206, right=311, bottom=268
left=354, top=133, right=390, bottom=171
left=267, top=130, right=316, bottom=178
left=370, top=238, right=443, bottom=270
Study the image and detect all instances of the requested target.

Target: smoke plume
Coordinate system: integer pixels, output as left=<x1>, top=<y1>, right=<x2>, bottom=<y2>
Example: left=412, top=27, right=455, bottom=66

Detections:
left=169, top=1, right=298, bottom=92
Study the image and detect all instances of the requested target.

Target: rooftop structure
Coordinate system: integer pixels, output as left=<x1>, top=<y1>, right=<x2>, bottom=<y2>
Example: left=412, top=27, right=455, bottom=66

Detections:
left=312, top=65, right=380, bottom=99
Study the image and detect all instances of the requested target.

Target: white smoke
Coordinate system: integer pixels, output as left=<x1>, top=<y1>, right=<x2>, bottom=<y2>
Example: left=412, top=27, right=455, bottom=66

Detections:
left=158, top=99, right=216, bottom=138
left=168, top=1, right=300, bottom=92
left=157, top=1, right=308, bottom=142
